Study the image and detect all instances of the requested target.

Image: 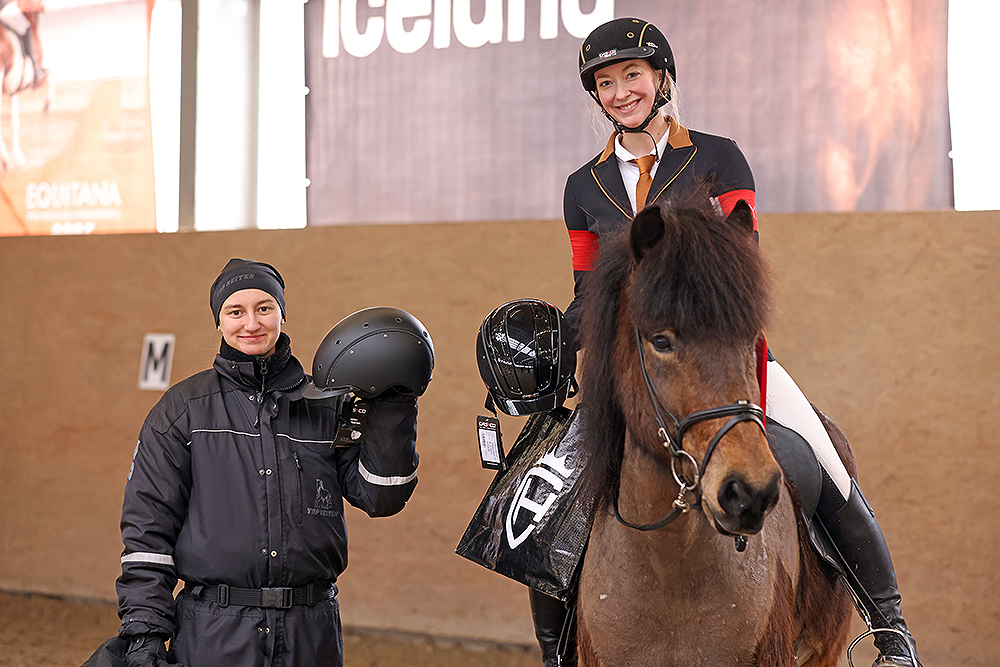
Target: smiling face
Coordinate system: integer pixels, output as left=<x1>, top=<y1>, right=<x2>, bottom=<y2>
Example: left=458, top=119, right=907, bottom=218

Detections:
left=593, top=58, right=664, bottom=129
left=219, top=288, right=283, bottom=357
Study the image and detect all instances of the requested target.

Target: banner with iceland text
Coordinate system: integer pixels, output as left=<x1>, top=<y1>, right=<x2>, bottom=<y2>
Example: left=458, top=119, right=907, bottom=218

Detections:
left=304, top=0, right=951, bottom=225
left=0, top=0, right=156, bottom=236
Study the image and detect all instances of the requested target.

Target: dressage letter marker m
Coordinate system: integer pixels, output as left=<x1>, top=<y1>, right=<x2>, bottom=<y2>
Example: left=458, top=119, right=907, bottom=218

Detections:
left=138, top=333, right=175, bottom=391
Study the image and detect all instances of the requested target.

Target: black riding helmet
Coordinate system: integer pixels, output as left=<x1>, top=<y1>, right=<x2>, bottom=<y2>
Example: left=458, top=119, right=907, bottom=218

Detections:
left=302, top=306, right=434, bottom=399
left=476, top=298, right=577, bottom=417
left=579, top=18, right=675, bottom=133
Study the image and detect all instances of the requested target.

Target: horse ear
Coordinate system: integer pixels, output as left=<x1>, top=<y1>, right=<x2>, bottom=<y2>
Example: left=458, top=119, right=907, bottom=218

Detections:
left=726, top=199, right=755, bottom=235
left=630, top=205, right=665, bottom=262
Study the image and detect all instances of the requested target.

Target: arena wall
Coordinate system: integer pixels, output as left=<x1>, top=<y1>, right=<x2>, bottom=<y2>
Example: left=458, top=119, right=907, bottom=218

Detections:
left=2, top=210, right=997, bottom=665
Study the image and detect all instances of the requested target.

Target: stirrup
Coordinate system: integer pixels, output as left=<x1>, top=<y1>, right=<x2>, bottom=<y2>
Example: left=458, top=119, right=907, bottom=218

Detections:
left=847, top=628, right=920, bottom=667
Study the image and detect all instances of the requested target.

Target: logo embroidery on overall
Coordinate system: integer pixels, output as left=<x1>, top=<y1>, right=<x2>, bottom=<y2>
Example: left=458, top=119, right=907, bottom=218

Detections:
left=307, top=479, right=339, bottom=517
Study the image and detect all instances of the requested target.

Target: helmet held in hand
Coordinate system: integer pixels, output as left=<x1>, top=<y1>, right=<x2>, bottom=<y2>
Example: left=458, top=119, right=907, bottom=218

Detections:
left=303, top=307, right=434, bottom=400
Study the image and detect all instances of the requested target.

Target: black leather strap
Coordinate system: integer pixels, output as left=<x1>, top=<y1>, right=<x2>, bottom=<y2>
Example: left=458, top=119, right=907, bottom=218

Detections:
left=190, top=582, right=335, bottom=609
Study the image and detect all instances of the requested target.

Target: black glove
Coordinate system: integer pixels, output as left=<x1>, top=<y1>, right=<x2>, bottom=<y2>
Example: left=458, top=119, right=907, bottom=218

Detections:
left=124, top=634, right=182, bottom=667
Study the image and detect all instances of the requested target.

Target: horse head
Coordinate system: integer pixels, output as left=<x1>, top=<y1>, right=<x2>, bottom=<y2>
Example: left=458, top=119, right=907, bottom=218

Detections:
left=579, top=195, right=782, bottom=537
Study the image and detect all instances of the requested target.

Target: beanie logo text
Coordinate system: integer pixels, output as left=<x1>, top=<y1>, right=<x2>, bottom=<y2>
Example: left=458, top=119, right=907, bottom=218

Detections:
left=213, top=273, right=257, bottom=300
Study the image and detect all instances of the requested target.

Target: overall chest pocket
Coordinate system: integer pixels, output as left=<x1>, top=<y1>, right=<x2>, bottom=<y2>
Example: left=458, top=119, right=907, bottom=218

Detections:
left=288, top=442, right=341, bottom=525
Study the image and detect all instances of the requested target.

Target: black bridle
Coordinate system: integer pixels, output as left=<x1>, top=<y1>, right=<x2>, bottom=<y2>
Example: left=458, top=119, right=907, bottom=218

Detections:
left=612, top=325, right=766, bottom=536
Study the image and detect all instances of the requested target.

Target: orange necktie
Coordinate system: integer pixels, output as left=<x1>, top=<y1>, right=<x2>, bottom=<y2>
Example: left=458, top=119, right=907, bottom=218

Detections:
left=632, top=154, right=657, bottom=212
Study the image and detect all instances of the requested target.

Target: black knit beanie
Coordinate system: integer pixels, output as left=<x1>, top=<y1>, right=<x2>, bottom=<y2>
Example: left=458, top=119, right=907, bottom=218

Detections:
left=210, top=258, right=286, bottom=325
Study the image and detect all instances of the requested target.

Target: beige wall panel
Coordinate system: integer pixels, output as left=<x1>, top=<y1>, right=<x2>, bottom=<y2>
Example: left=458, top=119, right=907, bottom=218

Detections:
left=1, top=210, right=996, bottom=665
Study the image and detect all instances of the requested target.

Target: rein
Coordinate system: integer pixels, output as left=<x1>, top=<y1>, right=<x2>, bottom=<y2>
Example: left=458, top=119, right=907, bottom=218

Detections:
left=612, top=325, right=766, bottom=535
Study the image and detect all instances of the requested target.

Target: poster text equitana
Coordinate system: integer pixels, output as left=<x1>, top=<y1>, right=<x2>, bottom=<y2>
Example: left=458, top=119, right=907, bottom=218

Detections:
left=322, top=0, right=614, bottom=58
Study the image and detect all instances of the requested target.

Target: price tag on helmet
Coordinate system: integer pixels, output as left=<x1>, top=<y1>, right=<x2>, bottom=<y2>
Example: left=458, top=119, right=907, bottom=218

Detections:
left=476, top=415, right=506, bottom=470
left=334, top=399, right=369, bottom=447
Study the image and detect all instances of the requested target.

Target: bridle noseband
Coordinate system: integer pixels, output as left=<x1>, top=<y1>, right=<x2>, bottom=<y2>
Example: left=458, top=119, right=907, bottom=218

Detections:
left=612, top=325, right=766, bottom=535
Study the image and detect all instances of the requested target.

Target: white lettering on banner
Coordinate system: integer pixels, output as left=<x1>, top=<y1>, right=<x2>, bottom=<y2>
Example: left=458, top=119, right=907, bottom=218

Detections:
left=23, top=181, right=123, bottom=235
left=453, top=0, right=502, bottom=48
left=25, top=181, right=123, bottom=210
left=504, top=449, right=575, bottom=549
left=50, top=221, right=98, bottom=235
left=322, top=0, right=614, bottom=57
left=387, top=0, right=432, bottom=54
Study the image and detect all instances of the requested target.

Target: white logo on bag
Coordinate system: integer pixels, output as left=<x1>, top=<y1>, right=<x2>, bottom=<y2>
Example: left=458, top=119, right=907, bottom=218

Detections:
left=505, top=450, right=574, bottom=548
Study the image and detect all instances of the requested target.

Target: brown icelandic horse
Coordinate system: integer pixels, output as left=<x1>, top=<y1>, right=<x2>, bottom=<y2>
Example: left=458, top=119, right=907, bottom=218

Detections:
left=573, top=196, right=855, bottom=666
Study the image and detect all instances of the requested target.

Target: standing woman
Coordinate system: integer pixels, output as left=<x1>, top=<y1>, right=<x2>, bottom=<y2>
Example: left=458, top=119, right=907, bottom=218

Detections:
left=529, top=18, right=920, bottom=667
left=116, top=258, right=423, bottom=667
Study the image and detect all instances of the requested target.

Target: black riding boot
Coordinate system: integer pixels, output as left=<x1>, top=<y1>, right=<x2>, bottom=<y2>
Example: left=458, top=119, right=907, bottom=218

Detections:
left=819, top=479, right=921, bottom=667
left=529, top=588, right=577, bottom=667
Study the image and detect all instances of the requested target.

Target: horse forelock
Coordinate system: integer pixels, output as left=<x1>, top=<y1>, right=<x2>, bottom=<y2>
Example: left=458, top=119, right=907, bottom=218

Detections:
left=629, top=203, right=773, bottom=344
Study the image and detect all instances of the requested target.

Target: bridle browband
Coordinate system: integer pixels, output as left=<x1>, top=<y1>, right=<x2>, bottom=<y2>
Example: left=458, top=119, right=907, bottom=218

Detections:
left=612, top=325, right=766, bottom=536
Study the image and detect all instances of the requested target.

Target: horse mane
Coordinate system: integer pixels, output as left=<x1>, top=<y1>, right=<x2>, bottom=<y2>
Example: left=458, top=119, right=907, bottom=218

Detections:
left=576, top=190, right=774, bottom=508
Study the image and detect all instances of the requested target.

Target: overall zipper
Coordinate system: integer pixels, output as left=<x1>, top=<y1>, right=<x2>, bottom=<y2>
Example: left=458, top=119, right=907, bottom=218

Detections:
left=253, top=362, right=267, bottom=428
left=292, top=451, right=304, bottom=525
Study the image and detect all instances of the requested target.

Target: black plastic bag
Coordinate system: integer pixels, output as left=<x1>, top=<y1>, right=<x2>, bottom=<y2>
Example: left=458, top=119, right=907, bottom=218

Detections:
left=81, top=636, right=127, bottom=667
left=456, top=406, right=594, bottom=601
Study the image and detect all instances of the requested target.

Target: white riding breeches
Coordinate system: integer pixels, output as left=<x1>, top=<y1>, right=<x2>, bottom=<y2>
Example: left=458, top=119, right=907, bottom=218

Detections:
left=765, top=360, right=852, bottom=501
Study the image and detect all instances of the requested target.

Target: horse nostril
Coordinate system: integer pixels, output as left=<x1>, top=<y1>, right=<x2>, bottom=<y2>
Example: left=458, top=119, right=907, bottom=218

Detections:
left=719, top=476, right=752, bottom=515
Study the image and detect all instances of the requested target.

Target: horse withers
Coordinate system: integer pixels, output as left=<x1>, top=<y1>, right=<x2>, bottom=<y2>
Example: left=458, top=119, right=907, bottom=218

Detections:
left=573, top=196, right=854, bottom=666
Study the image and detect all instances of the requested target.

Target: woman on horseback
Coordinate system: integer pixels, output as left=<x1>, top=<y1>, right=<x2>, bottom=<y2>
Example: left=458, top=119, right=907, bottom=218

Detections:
left=527, top=17, right=921, bottom=667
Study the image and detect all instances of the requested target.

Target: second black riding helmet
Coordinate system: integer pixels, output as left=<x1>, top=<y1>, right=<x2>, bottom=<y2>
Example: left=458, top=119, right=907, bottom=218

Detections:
left=477, top=299, right=576, bottom=417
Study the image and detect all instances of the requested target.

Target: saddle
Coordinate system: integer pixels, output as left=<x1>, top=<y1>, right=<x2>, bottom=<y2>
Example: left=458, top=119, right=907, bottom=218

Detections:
left=767, top=421, right=849, bottom=579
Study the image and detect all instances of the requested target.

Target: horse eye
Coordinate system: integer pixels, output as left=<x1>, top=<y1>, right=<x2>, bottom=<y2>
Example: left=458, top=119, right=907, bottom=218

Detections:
left=651, top=335, right=673, bottom=351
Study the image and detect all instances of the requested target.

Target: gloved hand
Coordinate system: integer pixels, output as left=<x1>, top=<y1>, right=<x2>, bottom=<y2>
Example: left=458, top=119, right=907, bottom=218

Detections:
left=124, top=634, right=183, bottom=667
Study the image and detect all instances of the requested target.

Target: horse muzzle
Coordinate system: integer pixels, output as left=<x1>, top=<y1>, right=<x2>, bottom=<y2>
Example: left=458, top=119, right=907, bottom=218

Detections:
left=706, top=469, right=781, bottom=536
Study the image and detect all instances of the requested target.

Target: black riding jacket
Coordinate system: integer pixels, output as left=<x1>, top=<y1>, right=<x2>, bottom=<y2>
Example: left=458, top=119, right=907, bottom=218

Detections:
left=116, top=336, right=419, bottom=638
left=562, top=120, right=757, bottom=329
